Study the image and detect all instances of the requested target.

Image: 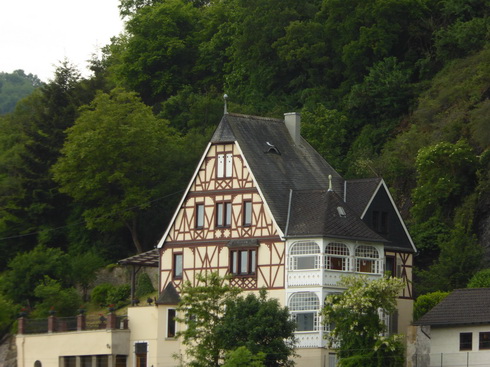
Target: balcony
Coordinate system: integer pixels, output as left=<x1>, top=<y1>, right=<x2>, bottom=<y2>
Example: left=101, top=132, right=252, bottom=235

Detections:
left=287, top=267, right=383, bottom=288
left=18, top=313, right=128, bottom=335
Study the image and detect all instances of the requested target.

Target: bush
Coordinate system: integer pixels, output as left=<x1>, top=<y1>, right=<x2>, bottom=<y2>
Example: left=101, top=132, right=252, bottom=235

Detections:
left=467, top=269, right=490, bottom=288
left=31, top=277, right=82, bottom=317
left=90, top=283, right=115, bottom=306
left=107, top=284, right=131, bottom=309
left=135, top=273, right=155, bottom=299
left=413, top=291, right=450, bottom=321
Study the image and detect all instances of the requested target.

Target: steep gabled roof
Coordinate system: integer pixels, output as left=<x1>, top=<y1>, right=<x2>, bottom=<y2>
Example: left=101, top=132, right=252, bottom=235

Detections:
left=156, top=282, right=181, bottom=305
left=345, top=178, right=383, bottom=217
left=285, top=189, right=388, bottom=242
left=415, top=288, right=490, bottom=326
left=211, top=113, right=343, bottom=231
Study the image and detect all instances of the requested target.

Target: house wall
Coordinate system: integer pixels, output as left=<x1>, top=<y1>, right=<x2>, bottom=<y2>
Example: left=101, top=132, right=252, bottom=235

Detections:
left=16, top=330, right=130, bottom=367
left=127, top=305, right=181, bottom=367
left=430, top=325, right=490, bottom=367
left=159, top=142, right=285, bottom=293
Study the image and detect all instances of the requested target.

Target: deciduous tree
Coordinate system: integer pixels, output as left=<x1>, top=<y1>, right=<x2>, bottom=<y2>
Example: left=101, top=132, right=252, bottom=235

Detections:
left=322, top=275, right=405, bottom=367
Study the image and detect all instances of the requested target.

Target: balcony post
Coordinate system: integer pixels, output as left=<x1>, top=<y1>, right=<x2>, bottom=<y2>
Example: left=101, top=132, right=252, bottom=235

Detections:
left=107, top=313, right=117, bottom=330
left=77, top=313, right=86, bottom=331
left=18, top=317, right=26, bottom=334
left=48, top=315, right=57, bottom=333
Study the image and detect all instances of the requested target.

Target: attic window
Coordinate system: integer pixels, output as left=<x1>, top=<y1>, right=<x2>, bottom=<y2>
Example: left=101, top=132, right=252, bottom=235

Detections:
left=337, top=206, right=346, bottom=218
left=265, top=141, right=280, bottom=155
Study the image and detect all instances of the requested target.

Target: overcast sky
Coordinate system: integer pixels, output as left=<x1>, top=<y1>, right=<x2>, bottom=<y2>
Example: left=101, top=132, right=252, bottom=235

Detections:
left=1, top=0, right=125, bottom=82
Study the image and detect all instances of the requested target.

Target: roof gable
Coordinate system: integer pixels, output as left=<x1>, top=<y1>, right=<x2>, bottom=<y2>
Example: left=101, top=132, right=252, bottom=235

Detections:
left=285, top=189, right=387, bottom=242
left=213, top=113, right=343, bottom=231
left=415, top=288, right=490, bottom=326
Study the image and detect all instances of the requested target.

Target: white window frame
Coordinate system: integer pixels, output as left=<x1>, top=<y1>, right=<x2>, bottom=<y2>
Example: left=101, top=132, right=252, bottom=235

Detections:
left=289, top=241, right=321, bottom=270
left=325, top=242, right=350, bottom=271
left=289, top=292, right=320, bottom=332
left=355, top=245, right=381, bottom=274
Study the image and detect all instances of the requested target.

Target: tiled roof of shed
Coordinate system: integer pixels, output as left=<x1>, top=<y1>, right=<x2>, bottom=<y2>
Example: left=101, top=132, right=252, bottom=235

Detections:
left=414, top=288, right=490, bottom=326
left=118, top=249, right=159, bottom=267
left=211, top=113, right=343, bottom=232
left=286, top=189, right=387, bottom=242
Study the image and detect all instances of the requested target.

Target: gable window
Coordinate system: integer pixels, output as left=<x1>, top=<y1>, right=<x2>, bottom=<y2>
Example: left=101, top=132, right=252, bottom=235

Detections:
left=325, top=242, right=350, bottom=271
left=480, top=332, right=490, bottom=350
left=289, top=292, right=320, bottom=332
left=167, top=309, right=176, bottom=338
left=372, top=211, right=388, bottom=234
left=173, top=253, right=183, bottom=279
left=460, top=332, right=472, bottom=351
left=289, top=242, right=321, bottom=270
left=217, top=153, right=233, bottom=178
left=230, top=248, right=256, bottom=275
left=355, top=245, right=381, bottom=274
left=196, top=204, right=204, bottom=229
left=216, top=202, right=232, bottom=227
left=243, top=201, right=252, bottom=226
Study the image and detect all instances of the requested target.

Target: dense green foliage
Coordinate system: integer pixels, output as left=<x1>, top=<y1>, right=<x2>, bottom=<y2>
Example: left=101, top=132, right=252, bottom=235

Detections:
left=0, top=70, right=42, bottom=115
left=176, top=273, right=295, bottom=367
left=467, top=268, right=490, bottom=288
left=0, top=0, right=489, bottom=338
left=135, top=272, right=155, bottom=299
left=322, top=276, right=405, bottom=367
left=413, top=291, right=449, bottom=321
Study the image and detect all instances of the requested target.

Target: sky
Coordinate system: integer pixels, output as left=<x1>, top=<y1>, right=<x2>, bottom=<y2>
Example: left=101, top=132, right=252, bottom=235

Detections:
left=0, top=0, right=125, bottom=82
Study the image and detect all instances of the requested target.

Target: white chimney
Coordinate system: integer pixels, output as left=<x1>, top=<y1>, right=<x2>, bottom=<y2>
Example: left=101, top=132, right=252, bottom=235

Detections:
left=284, top=112, right=301, bottom=144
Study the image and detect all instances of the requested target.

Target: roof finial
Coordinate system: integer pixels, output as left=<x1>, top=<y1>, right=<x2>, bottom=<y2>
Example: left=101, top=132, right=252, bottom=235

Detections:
left=223, top=94, right=228, bottom=114
left=328, top=174, right=333, bottom=191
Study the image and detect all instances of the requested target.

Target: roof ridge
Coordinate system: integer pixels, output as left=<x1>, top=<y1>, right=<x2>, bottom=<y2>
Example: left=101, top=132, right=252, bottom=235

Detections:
left=227, top=112, right=283, bottom=123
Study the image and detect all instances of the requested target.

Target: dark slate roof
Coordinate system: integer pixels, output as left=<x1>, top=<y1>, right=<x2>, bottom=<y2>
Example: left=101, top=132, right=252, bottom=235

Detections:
left=415, top=288, right=490, bottom=326
left=345, top=178, right=382, bottom=217
left=118, top=249, right=159, bottom=267
left=156, top=282, right=181, bottom=305
left=211, top=113, right=343, bottom=232
left=286, top=189, right=388, bottom=242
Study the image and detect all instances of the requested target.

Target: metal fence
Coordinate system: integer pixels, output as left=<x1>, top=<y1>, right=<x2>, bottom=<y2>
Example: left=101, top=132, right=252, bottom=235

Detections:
left=412, top=352, right=490, bottom=367
left=22, top=315, right=128, bottom=334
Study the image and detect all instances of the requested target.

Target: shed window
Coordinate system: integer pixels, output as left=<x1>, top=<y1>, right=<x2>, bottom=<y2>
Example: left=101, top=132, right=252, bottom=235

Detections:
left=460, top=332, right=472, bottom=351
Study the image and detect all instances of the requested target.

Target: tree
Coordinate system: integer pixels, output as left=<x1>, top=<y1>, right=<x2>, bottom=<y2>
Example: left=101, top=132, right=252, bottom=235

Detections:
left=413, top=291, right=450, bottom=321
left=0, top=245, right=69, bottom=305
left=322, top=275, right=405, bottom=367
left=223, top=347, right=266, bottom=367
left=176, top=272, right=242, bottom=367
left=31, top=277, right=82, bottom=318
left=68, top=251, right=106, bottom=301
left=52, top=88, right=186, bottom=253
left=467, top=268, right=490, bottom=288
left=217, top=290, right=296, bottom=367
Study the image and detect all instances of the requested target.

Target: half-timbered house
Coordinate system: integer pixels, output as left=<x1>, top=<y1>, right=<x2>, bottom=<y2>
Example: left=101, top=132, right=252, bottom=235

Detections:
left=16, top=112, right=415, bottom=367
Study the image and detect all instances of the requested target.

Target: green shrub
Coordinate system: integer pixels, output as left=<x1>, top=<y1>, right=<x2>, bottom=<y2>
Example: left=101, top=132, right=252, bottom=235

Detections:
left=413, top=291, right=450, bottom=321
left=107, top=284, right=131, bottom=309
left=91, top=283, right=115, bottom=306
left=467, top=269, right=490, bottom=288
left=135, top=273, right=155, bottom=299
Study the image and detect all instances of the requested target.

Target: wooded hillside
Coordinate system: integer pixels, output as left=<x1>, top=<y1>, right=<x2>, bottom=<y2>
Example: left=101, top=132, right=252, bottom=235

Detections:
left=0, top=0, right=489, bottom=323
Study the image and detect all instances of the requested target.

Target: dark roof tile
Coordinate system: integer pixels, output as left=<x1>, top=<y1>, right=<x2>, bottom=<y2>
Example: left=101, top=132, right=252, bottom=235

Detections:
left=415, top=288, right=490, bottom=326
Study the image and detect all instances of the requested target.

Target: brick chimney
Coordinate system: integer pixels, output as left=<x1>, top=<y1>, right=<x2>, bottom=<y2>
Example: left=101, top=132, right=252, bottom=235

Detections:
left=284, top=112, right=301, bottom=144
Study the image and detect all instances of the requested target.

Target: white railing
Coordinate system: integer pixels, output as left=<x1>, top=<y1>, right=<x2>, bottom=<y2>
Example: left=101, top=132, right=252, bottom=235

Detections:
left=295, top=331, right=328, bottom=348
left=288, top=268, right=383, bottom=287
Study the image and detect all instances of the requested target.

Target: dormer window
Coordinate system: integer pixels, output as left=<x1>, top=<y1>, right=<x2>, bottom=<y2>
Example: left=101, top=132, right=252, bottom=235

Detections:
left=337, top=206, right=346, bottom=218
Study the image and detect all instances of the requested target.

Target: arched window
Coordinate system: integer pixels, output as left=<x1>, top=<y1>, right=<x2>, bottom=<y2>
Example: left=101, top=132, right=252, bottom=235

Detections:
left=325, top=242, right=350, bottom=271
left=289, top=242, right=321, bottom=270
left=289, top=292, right=320, bottom=331
left=355, top=245, right=381, bottom=273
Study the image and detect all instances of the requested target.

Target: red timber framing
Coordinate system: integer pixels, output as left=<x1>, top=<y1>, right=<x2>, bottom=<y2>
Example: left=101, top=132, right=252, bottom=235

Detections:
left=159, top=143, right=285, bottom=293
